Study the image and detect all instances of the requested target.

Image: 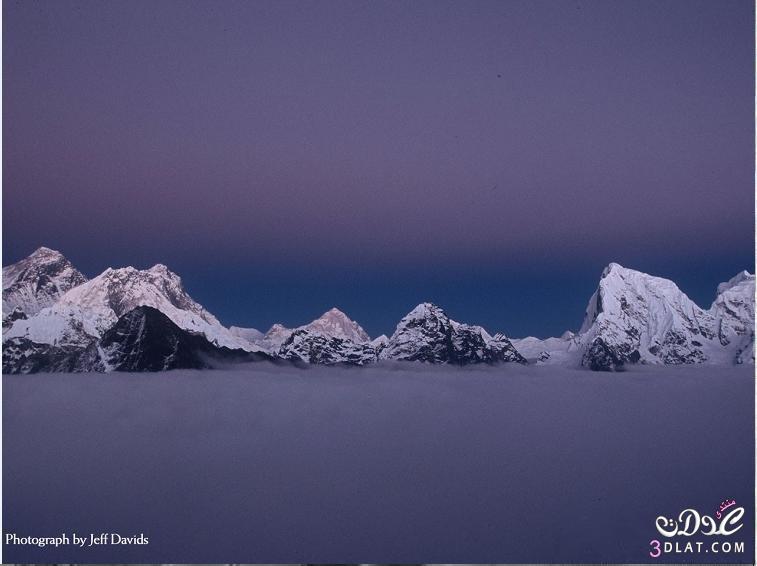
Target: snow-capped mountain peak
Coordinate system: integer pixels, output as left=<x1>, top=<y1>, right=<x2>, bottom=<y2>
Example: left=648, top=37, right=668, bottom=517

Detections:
left=577, top=263, right=754, bottom=370
left=57, top=264, right=220, bottom=327
left=578, top=263, right=717, bottom=370
left=303, top=307, right=371, bottom=343
left=256, top=308, right=371, bottom=353
left=148, top=263, right=171, bottom=274
left=381, top=302, right=525, bottom=364
left=710, top=270, right=754, bottom=364
left=4, top=262, right=260, bottom=352
left=580, top=263, right=695, bottom=334
left=3, top=247, right=88, bottom=318
left=260, top=323, right=295, bottom=351
left=268, top=308, right=373, bottom=364
left=403, top=302, right=444, bottom=321
left=3, top=251, right=752, bottom=372
left=716, top=270, right=754, bottom=296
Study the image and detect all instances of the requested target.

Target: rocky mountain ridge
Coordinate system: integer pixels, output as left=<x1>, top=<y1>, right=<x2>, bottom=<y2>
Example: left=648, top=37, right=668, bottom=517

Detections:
left=2, top=248, right=753, bottom=373
left=521, top=263, right=755, bottom=370
left=3, top=247, right=87, bottom=320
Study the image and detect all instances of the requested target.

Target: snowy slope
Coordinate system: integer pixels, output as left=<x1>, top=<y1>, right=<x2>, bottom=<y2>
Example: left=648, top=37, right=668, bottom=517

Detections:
left=4, top=263, right=261, bottom=352
left=710, top=271, right=755, bottom=364
left=511, top=331, right=581, bottom=365
left=260, top=323, right=295, bottom=351
left=578, top=263, right=716, bottom=369
left=515, top=265, right=754, bottom=370
left=229, top=325, right=265, bottom=343
left=577, top=264, right=753, bottom=370
left=2, top=247, right=87, bottom=318
left=4, top=249, right=752, bottom=372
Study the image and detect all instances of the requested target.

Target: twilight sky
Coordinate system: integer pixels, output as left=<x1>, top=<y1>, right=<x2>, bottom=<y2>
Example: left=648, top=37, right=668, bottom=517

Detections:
left=3, top=0, right=754, bottom=338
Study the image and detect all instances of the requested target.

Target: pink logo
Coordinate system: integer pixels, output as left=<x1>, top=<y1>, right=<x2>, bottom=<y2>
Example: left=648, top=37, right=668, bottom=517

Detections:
left=648, top=499, right=746, bottom=559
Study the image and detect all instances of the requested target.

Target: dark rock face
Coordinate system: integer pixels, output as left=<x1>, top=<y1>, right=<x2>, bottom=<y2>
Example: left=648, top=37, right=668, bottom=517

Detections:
left=2, top=306, right=27, bottom=329
left=487, top=332, right=529, bottom=364
left=275, top=304, right=524, bottom=367
left=278, top=329, right=378, bottom=365
left=381, top=303, right=526, bottom=365
left=3, top=306, right=272, bottom=374
left=2, top=337, right=85, bottom=374
left=450, top=324, right=526, bottom=364
left=584, top=337, right=640, bottom=372
left=89, top=306, right=271, bottom=371
left=382, top=303, right=454, bottom=363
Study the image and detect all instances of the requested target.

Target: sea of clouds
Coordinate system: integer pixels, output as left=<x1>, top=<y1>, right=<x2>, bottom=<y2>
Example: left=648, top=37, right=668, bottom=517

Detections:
left=3, top=363, right=754, bottom=563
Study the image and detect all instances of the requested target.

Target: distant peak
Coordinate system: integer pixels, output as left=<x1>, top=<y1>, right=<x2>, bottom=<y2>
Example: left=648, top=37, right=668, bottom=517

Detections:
left=371, top=334, right=388, bottom=345
left=148, top=263, right=177, bottom=278
left=320, top=306, right=348, bottom=318
left=716, top=270, right=755, bottom=296
left=267, top=323, right=290, bottom=333
left=98, top=264, right=177, bottom=280
left=601, top=262, right=624, bottom=277
left=30, top=246, right=64, bottom=259
left=101, top=266, right=137, bottom=277
left=406, top=302, right=444, bottom=318
left=306, top=307, right=370, bottom=342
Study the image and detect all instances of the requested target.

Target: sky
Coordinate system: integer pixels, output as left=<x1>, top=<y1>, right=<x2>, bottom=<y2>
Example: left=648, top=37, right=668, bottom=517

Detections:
left=3, top=0, right=754, bottom=338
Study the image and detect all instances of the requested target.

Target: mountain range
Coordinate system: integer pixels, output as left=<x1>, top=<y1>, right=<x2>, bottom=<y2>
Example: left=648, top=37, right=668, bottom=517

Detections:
left=2, top=247, right=754, bottom=373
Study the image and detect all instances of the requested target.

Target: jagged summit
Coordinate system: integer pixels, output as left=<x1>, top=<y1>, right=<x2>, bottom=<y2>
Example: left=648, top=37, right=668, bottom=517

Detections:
left=579, top=263, right=715, bottom=370
left=716, top=270, right=754, bottom=297
left=2, top=247, right=87, bottom=318
left=31, top=246, right=64, bottom=257
left=4, top=260, right=259, bottom=352
left=711, top=270, right=754, bottom=364
left=575, top=264, right=754, bottom=370
left=2, top=249, right=753, bottom=372
left=581, top=263, right=691, bottom=333
left=257, top=307, right=371, bottom=353
left=381, top=302, right=525, bottom=364
left=513, top=264, right=754, bottom=370
left=601, top=262, right=624, bottom=277
left=278, top=328, right=378, bottom=365
left=58, top=264, right=220, bottom=326
left=305, top=307, right=371, bottom=343
left=402, top=302, right=443, bottom=321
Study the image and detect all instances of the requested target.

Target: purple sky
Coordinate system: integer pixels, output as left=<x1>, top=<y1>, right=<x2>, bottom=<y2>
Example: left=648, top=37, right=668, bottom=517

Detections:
left=3, top=0, right=754, bottom=337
